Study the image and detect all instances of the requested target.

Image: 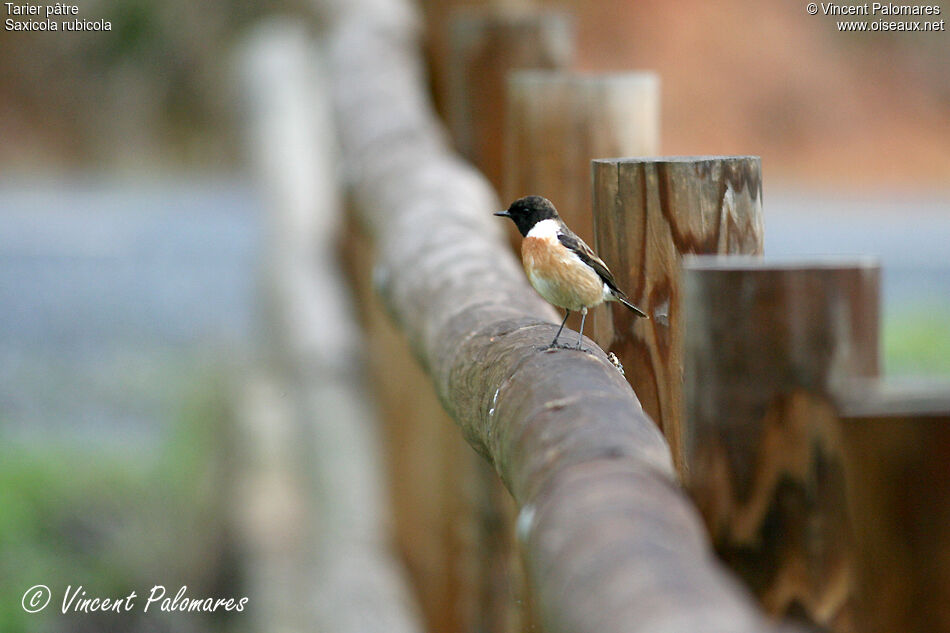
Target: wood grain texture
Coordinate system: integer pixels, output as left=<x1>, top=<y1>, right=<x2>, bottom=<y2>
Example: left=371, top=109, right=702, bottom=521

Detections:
left=445, top=11, right=571, bottom=633
left=683, top=257, right=881, bottom=631
left=506, top=71, right=660, bottom=246
left=414, top=0, right=536, bottom=125
left=343, top=218, right=520, bottom=633
left=592, top=157, right=764, bottom=475
left=317, top=1, right=808, bottom=631
left=838, top=385, right=950, bottom=633
left=448, top=8, right=573, bottom=193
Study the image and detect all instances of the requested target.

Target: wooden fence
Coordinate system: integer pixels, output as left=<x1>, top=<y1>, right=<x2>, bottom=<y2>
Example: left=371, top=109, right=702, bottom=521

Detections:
left=233, top=2, right=950, bottom=633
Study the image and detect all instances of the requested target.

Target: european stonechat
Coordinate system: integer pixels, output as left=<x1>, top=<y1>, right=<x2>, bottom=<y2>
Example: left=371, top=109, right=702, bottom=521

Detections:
left=496, top=195, right=648, bottom=349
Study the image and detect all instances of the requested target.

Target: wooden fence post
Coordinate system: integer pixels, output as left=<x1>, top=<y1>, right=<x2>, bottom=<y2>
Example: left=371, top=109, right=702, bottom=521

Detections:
left=319, top=2, right=805, bottom=629
left=505, top=71, right=660, bottom=246
left=235, top=21, right=422, bottom=633
left=591, top=157, right=763, bottom=475
left=445, top=9, right=574, bottom=632
left=448, top=8, right=573, bottom=193
left=682, top=257, right=881, bottom=632
left=838, top=386, right=950, bottom=633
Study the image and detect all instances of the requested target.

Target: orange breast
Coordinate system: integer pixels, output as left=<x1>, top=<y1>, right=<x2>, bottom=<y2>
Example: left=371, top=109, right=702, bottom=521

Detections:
left=522, top=237, right=605, bottom=310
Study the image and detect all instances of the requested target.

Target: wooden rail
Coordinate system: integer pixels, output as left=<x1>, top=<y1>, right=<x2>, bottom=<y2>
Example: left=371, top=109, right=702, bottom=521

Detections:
left=235, top=21, right=423, bottom=633
left=225, top=4, right=950, bottom=633
left=316, top=1, right=803, bottom=632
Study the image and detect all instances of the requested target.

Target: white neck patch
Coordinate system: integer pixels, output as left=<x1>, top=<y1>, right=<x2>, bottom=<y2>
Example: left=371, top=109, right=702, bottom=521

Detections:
left=526, top=218, right=559, bottom=240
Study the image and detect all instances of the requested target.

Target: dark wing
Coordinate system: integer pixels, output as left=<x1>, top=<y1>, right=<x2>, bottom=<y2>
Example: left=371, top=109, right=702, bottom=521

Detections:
left=558, top=228, right=648, bottom=318
left=557, top=229, right=621, bottom=293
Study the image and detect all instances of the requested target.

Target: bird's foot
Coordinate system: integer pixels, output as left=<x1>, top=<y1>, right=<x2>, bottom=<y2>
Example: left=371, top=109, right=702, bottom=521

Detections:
left=540, top=341, right=593, bottom=353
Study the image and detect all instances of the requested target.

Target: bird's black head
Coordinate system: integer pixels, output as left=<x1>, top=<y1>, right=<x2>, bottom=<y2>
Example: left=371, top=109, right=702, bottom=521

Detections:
left=494, top=195, right=559, bottom=237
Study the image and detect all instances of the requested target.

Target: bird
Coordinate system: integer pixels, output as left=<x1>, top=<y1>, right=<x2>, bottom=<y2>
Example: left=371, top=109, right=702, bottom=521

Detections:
left=495, top=195, right=648, bottom=350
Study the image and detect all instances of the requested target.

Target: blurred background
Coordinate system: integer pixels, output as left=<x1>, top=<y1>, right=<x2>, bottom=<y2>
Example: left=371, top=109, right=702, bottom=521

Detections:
left=1, top=0, right=948, bottom=632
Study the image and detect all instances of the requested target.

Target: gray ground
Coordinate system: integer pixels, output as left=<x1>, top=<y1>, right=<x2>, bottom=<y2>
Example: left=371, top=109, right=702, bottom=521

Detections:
left=764, top=190, right=950, bottom=314
left=0, top=179, right=947, bottom=444
left=0, top=178, right=259, bottom=445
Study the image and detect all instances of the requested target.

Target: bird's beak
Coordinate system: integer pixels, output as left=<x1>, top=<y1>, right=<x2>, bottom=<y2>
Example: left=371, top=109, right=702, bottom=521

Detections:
left=494, top=210, right=510, bottom=217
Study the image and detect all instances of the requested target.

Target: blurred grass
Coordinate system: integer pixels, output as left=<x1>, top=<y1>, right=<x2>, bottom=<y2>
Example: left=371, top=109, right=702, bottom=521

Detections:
left=0, top=303, right=945, bottom=633
left=884, top=302, right=950, bottom=377
left=0, top=369, right=236, bottom=633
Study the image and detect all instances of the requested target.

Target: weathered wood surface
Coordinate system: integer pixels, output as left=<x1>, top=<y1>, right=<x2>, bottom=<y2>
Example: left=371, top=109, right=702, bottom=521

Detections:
left=445, top=9, right=574, bottom=631
left=592, top=157, right=763, bottom=475
left=316, top=1, right=806, bottom=631
left=506, top=71, right=660, bottom=245
left=318, top=7, right=506, bottom=632
left=235, top=21, right=422, bottom=633
left=838, top=383, right=950, bottom=633
left=328, top=4, right=540, bottom=626
left=448, top=9, right=573, bottom=193
left=343, top=219, right=524, bottom=633
left=414, top=0, right=536, bottom=123
left=683, top=257, right=881, bottom=632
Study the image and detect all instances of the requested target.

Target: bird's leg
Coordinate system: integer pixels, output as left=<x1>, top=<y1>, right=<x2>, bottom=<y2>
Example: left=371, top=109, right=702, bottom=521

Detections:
left=576, top=307, right=588, bottom=349
left=547, top=310, right=570, bottom=349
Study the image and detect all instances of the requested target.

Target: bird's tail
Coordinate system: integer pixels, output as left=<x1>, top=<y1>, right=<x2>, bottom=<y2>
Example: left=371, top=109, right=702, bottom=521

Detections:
left=613, top=291, right=648, bottom=318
